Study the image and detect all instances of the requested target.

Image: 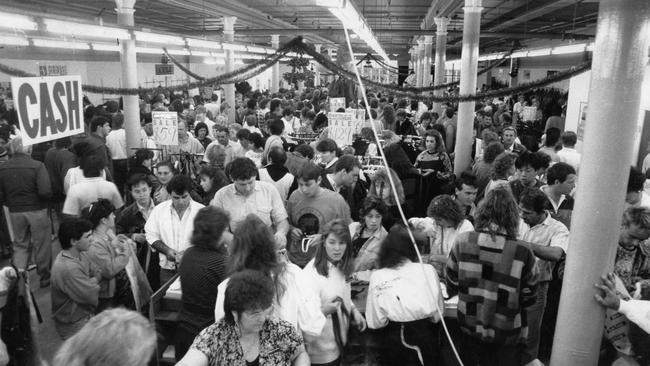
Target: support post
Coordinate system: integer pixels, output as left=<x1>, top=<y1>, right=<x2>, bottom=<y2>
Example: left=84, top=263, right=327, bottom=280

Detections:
left=223, top=16, right=236, bottom=123
left=271, top=34, right=280, bottom=94
left=115, top=0, right=139, bottom=157
left=550, top=1, right=650, bottom=364
left=314, top=44, right=322, bottom=87
left=453, top=0, right=483, bottom=175
left=433, top=17, right=449, bottom=112
left=422, top=36, right=433, bottom=88
left=416, top=39, right=425, bottom=87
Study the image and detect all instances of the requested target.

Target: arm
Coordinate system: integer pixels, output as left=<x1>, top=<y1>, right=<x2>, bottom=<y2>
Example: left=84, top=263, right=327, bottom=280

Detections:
left=520, top=248, right=540, bottom=309
left=175, top=349, right=208, bottom=366
left=365, top=275, right=388, bottom=329
left=87, top=241, right=129, bottom=279
left=291, top=346, right=310, bottom=366
left=529, top=243, right=564, bottom=262
left=110, top=184, right=124, bottom=211
left=64, top=264, right=101, bottom=307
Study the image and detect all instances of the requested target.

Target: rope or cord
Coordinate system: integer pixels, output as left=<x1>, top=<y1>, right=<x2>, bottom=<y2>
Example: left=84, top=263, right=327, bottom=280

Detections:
left=342, top=26, right=465, bottom=366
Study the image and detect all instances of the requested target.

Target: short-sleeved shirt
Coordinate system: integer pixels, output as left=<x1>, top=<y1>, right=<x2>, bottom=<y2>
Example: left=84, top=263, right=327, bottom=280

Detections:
left=519, top=213, right=569, bottom=282
left=210, top=181, right=288, bottom=232
left=191, top=318, right=303, bottom=366
left=62, top=178, right=124, bottom=216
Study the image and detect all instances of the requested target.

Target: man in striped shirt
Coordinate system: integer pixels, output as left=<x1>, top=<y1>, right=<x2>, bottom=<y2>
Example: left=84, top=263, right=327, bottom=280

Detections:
left=518, top=188, right=570, bottom=363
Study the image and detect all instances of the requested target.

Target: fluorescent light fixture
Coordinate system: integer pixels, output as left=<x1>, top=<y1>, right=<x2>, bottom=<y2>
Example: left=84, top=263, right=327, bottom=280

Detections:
left=166, top=48, right=190, bottom=56
left=44, top=19, right=130, bottom=40
left=136, top=46, right=162, bottom=54
left=0, top=12, right=38, bottom=31
left=510, top=50, right=528, bottom=58
left=241, top=54, right=265, bottom=60
left=191, top=50, right=212, bottom=57
left=552, top=43, right=587, bottom=55
left=92, top=43, right=120, bottom=52
left=204, top=58, right=225, bottom=65
left=32, top=38, right=90, bottom=50
left=135, top=31, right=185, bottom=46
left=186, top=38, right=221, bottom=49
left=527, top=49, right=551, bottom=57
left=315, top=0, right=345, bottom=7
left=0, top=35, right=29, bottom=46
left=221, top=43, right=247, bottom=52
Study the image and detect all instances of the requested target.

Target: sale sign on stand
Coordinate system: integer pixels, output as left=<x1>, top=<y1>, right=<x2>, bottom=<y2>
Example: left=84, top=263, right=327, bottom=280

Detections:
left=11, top=75, right=84, bottom=145
left=327, top=112, right=364, bottom=146
left=152, top=111, right=179, bottom=146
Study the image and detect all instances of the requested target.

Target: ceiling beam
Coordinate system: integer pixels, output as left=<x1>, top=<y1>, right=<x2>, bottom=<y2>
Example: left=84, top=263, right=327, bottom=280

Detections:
left=486, top=0, right=581, bottom=32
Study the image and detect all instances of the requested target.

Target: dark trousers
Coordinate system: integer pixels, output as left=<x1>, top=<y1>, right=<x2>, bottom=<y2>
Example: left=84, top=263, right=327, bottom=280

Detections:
left=174, top=325, right=197, bottom=362
left=377, top=319, right=440, bottom=366
left=113, top=159, right=128, bottom=197
left=459, top=333, right=525, bottom=366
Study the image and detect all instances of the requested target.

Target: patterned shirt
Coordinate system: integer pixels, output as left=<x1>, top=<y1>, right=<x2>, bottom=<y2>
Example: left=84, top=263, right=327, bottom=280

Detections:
left=191, top=318, right=303, bottom=366
left=446, top=231, right=539, bottom=345
left=614, top=242, right=650, bottom=293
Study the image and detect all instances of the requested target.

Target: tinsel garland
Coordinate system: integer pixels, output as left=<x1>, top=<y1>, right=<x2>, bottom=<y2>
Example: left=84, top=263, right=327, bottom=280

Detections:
left=163, top=48, right=205, bottom=80
left=0, top=36, right=589, bottom=102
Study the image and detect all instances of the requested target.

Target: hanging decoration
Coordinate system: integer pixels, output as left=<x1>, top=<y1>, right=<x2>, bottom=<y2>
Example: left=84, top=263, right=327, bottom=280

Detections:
left=0, top=36, right=590, bottom=103
left=283, top=56, right=314, bottom=88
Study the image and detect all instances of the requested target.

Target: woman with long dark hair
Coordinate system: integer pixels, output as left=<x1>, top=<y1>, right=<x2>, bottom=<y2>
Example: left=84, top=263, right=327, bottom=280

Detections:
left=213, top=215, right=325, bottom=338
left=349, top=197, right=389, bottom=282
left=302, top=219, right=367, bottom=366
left=366, top=228, right=444, bottom=366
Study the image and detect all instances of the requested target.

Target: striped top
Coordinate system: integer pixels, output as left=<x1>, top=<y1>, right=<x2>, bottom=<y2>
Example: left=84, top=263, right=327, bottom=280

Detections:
left=446, top=231, right=539, bottom=345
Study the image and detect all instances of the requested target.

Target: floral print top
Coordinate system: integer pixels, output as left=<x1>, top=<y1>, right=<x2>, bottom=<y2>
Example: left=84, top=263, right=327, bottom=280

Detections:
left=191, top=318, right=303, bottom=366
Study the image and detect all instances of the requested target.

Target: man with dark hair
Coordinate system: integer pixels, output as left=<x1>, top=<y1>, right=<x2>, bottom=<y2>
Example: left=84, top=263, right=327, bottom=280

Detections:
left=315, top=138, right=339, bottom=173
left=281, top=107, right=297, bottom=136
left=146, top=175, right=204, bottom=284
left=210, top=157, right=289, bottom=245
left=262, top=118, right=285, bottom=165
left=453, top=171, right=478, bottom=221
left=153, top=160, right=175, bottom=204
left=259, top=147, right=297, bottom=201
left=557, top=131, right=580, bottom=172
left=268, top=98, right=282, bottom=119
left=321, top=155, right=368, bottom=221
left=0, top=137, right=53, bottom=287
left=541, top=162, right=576, bottom=229
left=51, top=218, right=99, bottom=339
left=204, top=125, right=238, bottom=166
left=287, top=163, right=351, bottom=267
left=63, top=155, right=123, bottom=217
left=285, top=144, right=314, bottom=177
left=106, top=113, right=128, bottom=195
left=626, top=166, right=650, bottom=209
left=84, top=115, right=114, bottom=178
left=518, top=188, right=569, bottom=363
left=509, top=151, right=544, bottom=201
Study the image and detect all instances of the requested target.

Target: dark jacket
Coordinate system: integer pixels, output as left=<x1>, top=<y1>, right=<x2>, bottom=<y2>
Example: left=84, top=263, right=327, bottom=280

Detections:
left=383, top=143, right=418, bottom=180
left=0, top=153, right=52, bottom=212
left=83, top=133, right=114, bottom=178
left=44, top=147, right=76, bottom=202
left=320, top=173, right=369, bottom=222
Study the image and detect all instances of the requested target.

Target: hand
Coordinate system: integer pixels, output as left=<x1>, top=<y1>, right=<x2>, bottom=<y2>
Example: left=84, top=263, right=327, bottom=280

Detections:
left=290, top=227, right=303, bottom=242
left=352, top=308, right=367, bottom=332
left=165, top=249, right=178, bottom=263
left=594, top=273, right=621, bottom=310
left=174, top=250, right=184, bottom=264
left=132, top=233, right=147, bottom=244
left=274, top=231, right=287, bottom=249
left=321, top=298, right=341, bottom=316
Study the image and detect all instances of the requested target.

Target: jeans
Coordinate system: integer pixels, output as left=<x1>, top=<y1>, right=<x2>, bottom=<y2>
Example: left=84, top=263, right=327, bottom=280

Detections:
left=10, top=209, right=51, bottom=281
left=459, top=333, right=525, bottom=366
left=525, top=281, right=549, bottom=363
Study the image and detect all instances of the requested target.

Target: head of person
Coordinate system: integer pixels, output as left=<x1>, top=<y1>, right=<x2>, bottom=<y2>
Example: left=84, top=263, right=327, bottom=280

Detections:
left=313, top=219, right=354, bottom=277
left=81, top=199, right=116, bottom=230
left=205, top=143, right=227, bottom=169
left=155, top=161, right=176, bottom=185
left=134, top=149, right=154, bottom=169
left=229, top=214, right=282, bottom=272
left=626, top=167, right=646, bottom=206
left=111, top=113, right=124, bottom=130
left=303, top=110, right=316, bottom=125
left=295, top=144, right=315, bottom=160
left=296, top=163, right=323, bottom=198
left=268, top=118, right=285, bottom=136
left=620, top=207, right=650, bottom=249
left=492, top=152, right=517, bottom=180
left=90, top=116, right=111, bottom=137
left=127, top=174, right=152, bottom=207
left=545, top=127, right=561, bottom=148
left=383, top=104, right=395, bottom=124
left=454, top=171, right=478, bottom=207
left=546, top=162, right=577, bottom=195
left=223, top=269, right=275, bottom=333
left=267, top=146, right=287, bottom=167
left=369, top=168, right=404, bottom=206
left=502, top=126, right=517, bottom=148
left=194, top=122, right=209, bottom=140
left=194, top=105, right=207, bottom=122
left=244, top=114, right=257, bottom=128
left=270, top=98, right=282, bottom=115
left=427, top=194, right=464, bottom=228
left=519, top=188, right=551, bottom=227
left=333, top=155, right=362, bottom=188
left=80, top=154, right=106, bottom=178
left=561, top=131, right=577, bottom=148
left=514, top=151, right=538, bottom=187
left=481, top=129, right=500, bottom=148
left=246, top=99, right=257, bottom=111
left=475, top=186, right=520, bottom=239
left=166, top=175, right=193, bottom=211
left=359, top=196, right=388, bottom=233
left=52, top=308, right=156, bottom=366
left=228, top=123, right=242, bottom=141
left=395, top=108, right=407, bottom=122
left=483, top=142, right=505, bottom=164
left=236, top=128, right=251, bottom=149
left=198, top=165, right=221, bottom=194
left=228, top=157, right=258, bottom=196
left=191, top=206, right=230, bottom=250
left=58, top=218, right=93, bottom=252
left=282, top=107, right=294, bottom=119
left=376, top=227, right=420, bottom=269
left=423, top=130, right=445, bottom=153
left=316, top=138, right=338, bottom=165
left=177, top=120, right=188, bottom=140
left=215, top=125, right=230, bottom=146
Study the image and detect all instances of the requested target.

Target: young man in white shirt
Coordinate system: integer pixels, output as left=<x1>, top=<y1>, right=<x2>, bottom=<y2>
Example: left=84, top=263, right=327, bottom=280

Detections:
left=556, top=131, right=581, bottom=172
left=145, top=175, right=204, bottom=284
left=106, top=113, right=128, bottom=195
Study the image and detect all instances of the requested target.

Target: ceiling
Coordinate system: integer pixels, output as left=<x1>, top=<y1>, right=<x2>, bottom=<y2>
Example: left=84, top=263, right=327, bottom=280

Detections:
left=0, top=0, right=600, bottom=61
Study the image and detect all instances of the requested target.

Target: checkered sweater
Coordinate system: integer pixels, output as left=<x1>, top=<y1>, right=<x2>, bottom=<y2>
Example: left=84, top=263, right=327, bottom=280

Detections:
left=446, top=231, right=539, bottom=345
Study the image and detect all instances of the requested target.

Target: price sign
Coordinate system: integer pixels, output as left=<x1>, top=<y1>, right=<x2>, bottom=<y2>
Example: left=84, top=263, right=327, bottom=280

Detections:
left=152, top=111, right=178, bottom=146
left=327, top=112, right=361, bottom=146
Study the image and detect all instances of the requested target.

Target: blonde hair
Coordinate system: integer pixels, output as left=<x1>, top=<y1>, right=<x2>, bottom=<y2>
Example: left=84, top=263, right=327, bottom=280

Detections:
left=369, top=167, right=405, bottom=206
left=53, top=308, right=156, bottom=366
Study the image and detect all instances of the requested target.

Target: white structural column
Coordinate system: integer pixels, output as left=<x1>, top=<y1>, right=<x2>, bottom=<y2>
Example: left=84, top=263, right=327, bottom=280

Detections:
left=550, top=0, right=650, bottom=364
left=422, top=36, right=433, bottom=87
left=453, top=0, right=482, bottom=175
left=115, top=0, right=139, bottom=157
left=433, top=17, right=449, bottom=112
left=416, top=40, right=425, bottom=87
left=314, top=44, right=322, bottom=87
left=223, top=16, right=236, bottom=123
left=271, top=35, right=280, bottom=93
left=327, top=47, right=335, bottom=84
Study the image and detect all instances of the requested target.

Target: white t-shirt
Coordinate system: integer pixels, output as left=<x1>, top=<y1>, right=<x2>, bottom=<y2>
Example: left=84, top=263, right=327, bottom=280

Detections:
left=106, top=129, right=127, bottom=160
left=557, top=147, right=581, bottom=172
left=64, top=167, right=107, bottom=194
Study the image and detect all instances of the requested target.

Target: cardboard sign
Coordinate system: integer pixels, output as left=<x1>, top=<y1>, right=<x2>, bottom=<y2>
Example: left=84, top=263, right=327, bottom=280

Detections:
left=155, top=64, right=174, bottom=75
left=327, top=112, right=361, bottom=146
left=329, top=97, right=346, bottom=112
left=522, top=106, right=538, bottom=121
left=11, top=75, right=84, bottom=146
left=152, top=111, right=179, bottom=146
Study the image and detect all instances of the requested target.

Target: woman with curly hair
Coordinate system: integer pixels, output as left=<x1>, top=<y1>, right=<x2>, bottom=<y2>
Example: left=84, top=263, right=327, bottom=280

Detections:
left=214, top=215, right=325, bottom=338
left=484, top=152, right=517, bottom=197
left=414, top=130, right=453, bottom=209
left=368, top=167, right=410, bottom=230
left=381, top=104, right=397, bottom=132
